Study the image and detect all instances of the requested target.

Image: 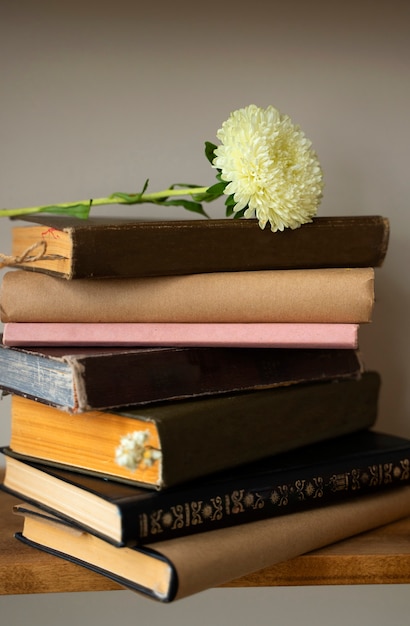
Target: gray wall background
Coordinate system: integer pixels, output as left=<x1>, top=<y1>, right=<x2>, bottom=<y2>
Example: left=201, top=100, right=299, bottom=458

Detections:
left=1, top=0, right=409, bottom=623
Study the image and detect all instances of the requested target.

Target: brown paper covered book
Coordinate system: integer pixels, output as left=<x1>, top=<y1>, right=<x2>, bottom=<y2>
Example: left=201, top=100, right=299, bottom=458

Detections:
left=0, top=267, right=374, bottom=323
left=14, top=487, right=410, bottom=601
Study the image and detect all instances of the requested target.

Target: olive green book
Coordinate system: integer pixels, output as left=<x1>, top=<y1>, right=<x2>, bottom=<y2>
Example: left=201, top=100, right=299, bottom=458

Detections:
left=9, top=371, right=381, bottom=489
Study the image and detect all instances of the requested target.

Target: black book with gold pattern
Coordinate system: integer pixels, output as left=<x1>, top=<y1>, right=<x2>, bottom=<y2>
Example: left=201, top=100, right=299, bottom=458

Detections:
left=2, top=429, right=410, bottom=546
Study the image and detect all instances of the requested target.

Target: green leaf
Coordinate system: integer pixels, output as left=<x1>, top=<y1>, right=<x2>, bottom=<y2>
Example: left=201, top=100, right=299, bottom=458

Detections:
left=110, top=192, right=137, bottom=203
left=206, top=181, right=226, bottom=197
left=110, top=179, right=150, bottom=204
left=168, top=182, right=206, bottom=190
left=140, top=179, right=149, bottom=194
left=233, top=207, right=247, bottom=219
left=38, top=203, right=92, bottom=220
left=191, top=181, right=227, bottom=204
left=204, top=141, right=217, bottom=165
left=191, top=191, right=218, bottom=203
left=224, top=195, right=247, bottom=219
left=148, top=198, right=210, bottom=218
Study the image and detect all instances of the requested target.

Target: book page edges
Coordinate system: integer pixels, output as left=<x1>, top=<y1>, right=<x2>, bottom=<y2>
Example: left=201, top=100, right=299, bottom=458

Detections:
left=11, top=224, right=73, bottom=278
left=9, top=396, right=163, bottom=488
left=14, top=506, right=175, bottom=601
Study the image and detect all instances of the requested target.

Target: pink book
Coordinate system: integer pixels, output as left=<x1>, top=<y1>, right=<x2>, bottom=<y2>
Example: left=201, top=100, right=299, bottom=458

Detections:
left=2, top=322, right=359, bottom=348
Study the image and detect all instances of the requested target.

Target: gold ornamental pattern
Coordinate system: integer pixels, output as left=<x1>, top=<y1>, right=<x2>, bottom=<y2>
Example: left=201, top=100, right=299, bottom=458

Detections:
left=138, top=457, right=410, bottom=539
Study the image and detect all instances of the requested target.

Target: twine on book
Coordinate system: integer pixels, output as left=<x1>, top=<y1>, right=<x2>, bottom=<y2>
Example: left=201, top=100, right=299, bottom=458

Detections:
left=0, top=240, right=62, bottom=269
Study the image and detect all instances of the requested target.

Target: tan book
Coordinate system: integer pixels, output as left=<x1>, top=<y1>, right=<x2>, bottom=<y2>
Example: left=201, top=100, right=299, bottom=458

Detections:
left=14, top=487, right=410, bottom=602
left=0, top=267, right=374, bottom=323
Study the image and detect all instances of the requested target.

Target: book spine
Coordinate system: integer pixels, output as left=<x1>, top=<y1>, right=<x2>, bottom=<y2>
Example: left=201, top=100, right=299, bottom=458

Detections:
left=0, top=343, right=362, bottom=412
left=131, top=447, right=410, bottom=544
left=158, top=371, right=381, bottom=487
left=78, top=346, right=363, bottom=411
left=0, top=268, right=374, bottom=323
left=0, top=344, right=74, bottom=409
left=71, top=215, right=390, bottom=277
left=12, top=215, right=390, bottom=278
left=0, top=343, right=363, bottom=412
left=2, top=322, right=359, bottom=348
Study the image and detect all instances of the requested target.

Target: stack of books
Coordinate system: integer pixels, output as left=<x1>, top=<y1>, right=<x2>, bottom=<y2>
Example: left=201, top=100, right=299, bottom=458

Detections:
left=2, top=214, right=410, bottom=602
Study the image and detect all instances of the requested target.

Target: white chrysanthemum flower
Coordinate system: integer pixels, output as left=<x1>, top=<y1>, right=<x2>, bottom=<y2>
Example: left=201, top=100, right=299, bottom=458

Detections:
left=142, top=448, right=162, bottom=468
left=115, top=430, right=161, bottom=472
left=212, top=104, right=324, bottom=232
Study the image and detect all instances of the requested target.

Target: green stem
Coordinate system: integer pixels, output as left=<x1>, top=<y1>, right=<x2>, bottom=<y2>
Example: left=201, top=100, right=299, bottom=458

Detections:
left=0, top=186, right=210, bottom=218
left=141, top=186, right=209, bottom=201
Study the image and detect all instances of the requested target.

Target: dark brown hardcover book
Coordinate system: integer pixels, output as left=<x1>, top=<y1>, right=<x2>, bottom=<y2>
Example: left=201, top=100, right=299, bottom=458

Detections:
left=10, top=215, right=389, bottom=279
left=3, top=430, right=410, bottom=546
left=9, top=372, right=381, bottom=489
left=0, top=341, right=363, bottom=412
left=14, top=487, right=410, bottom=601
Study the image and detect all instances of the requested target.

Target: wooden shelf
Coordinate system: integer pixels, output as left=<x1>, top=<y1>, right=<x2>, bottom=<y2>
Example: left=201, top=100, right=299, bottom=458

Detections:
left=2, top=483, right=410, bottom=595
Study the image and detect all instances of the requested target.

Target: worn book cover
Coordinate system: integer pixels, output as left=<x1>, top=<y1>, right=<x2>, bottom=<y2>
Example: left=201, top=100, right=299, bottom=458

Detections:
left=2, top=430, right=410, bottom=546
left=0, top=341, right=363, bottom=412
left=9, top=372, right=381, bottom=489
left=10, top=215, right=390, bottom=279
left=14, top=487, right=410, bottom=602
left=0, top=267, right=375, bottom=323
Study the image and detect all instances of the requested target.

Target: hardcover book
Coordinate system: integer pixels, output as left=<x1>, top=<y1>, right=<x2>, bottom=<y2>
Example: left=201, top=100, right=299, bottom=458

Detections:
left=0, top=267, right=375, bottom=324
left=2, top=430, right=410, bottom=546
left=0, top=341, right=363, bottom=412
left=8, top=372, right=381, bottom=489
left=1, top=322, right=360, bottom=349
left=14, top=487, right=410, bottom=602
left=10, top=215, right=390, bottom=279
